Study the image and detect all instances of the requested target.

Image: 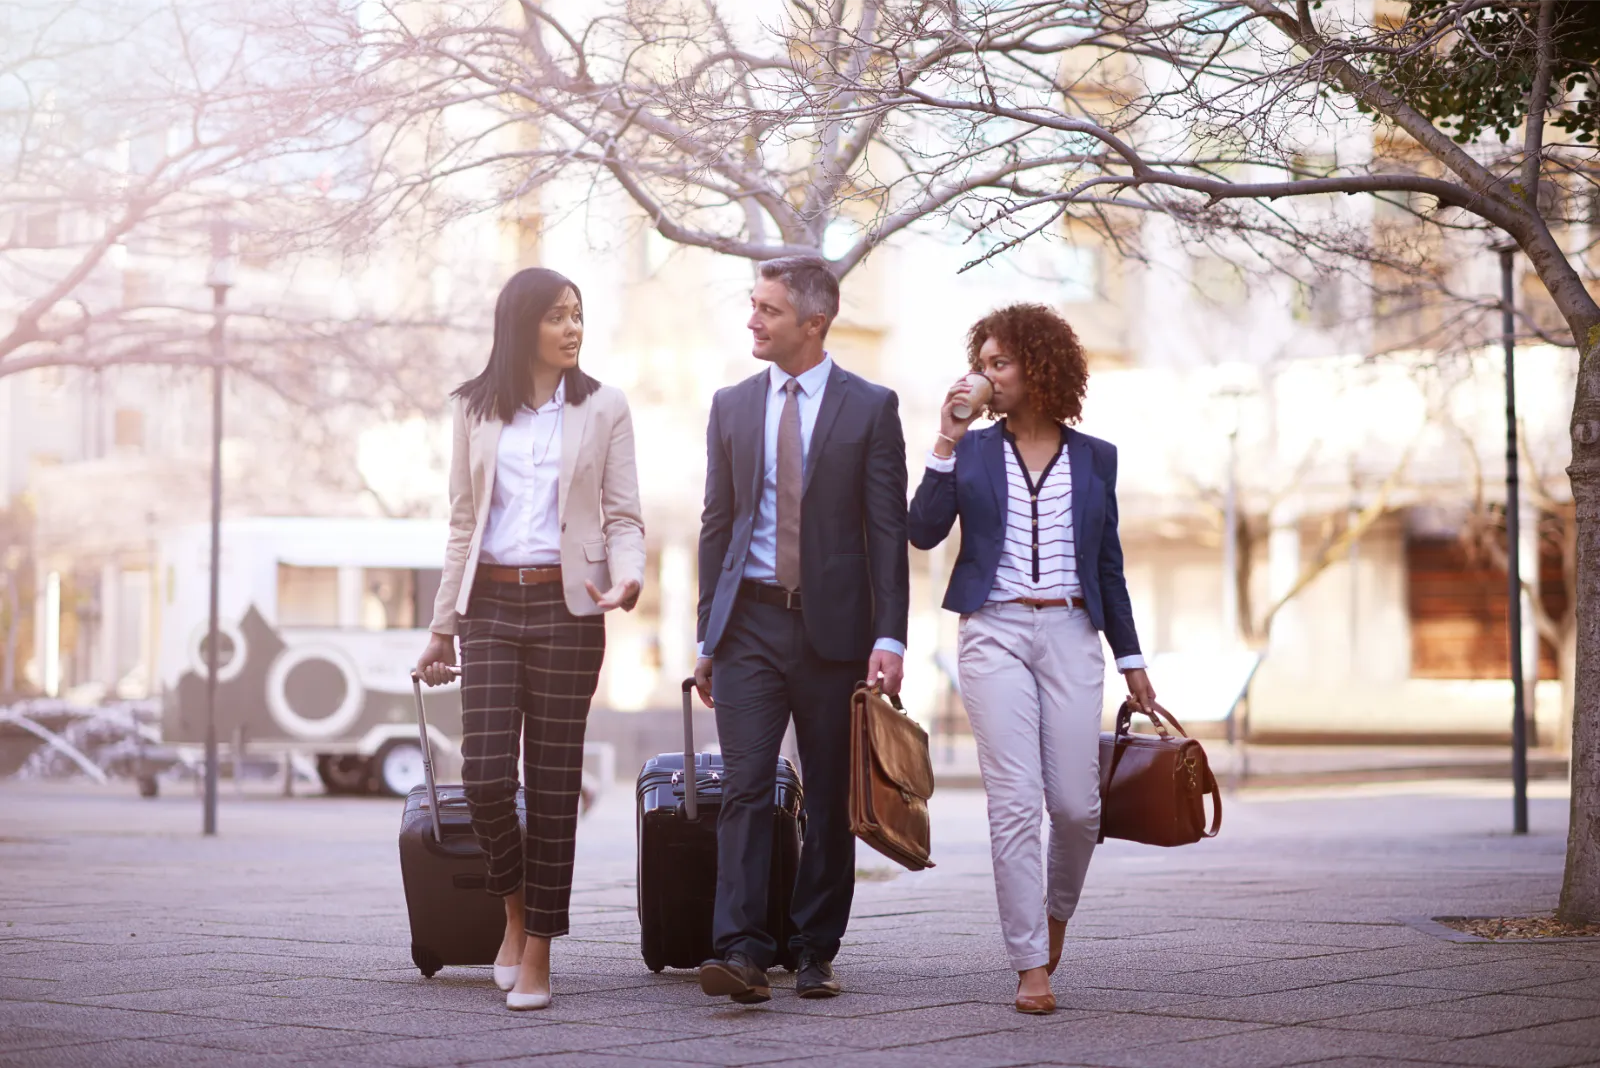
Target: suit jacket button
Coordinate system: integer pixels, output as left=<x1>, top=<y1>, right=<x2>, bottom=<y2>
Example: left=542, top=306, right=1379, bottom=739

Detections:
left=561, top=523, right=567, bottom=532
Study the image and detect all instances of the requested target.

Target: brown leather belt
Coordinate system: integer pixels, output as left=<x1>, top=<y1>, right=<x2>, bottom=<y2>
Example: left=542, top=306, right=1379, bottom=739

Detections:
left=1003, top=596, right=1086, bottom=610
left=740, top=580, right=802, bottom=611
left=480, top=565, right=562, bottom=586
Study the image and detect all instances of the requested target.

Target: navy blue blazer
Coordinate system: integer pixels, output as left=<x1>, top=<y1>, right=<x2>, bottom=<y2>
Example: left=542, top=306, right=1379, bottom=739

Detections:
left=698, top=364, right=910, bottom=662
left=907, top=422, right=1142, bottom=661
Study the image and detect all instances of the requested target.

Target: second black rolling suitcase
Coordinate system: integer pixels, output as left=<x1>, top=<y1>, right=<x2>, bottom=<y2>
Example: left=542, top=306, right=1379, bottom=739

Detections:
left=636, top=678, right=804, bottom=972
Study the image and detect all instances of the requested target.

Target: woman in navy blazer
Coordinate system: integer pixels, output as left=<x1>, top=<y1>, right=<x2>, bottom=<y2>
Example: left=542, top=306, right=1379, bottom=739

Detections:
left=909, top=304, right=1154, bottom=1015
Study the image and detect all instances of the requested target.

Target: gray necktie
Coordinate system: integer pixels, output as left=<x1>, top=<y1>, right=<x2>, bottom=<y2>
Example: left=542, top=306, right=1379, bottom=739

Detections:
left=776, top=378, right=802, bottom=592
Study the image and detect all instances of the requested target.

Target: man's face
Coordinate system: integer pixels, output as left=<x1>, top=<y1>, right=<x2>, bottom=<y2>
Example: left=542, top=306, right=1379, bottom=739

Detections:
left=748, top=276, right=819, bottom=363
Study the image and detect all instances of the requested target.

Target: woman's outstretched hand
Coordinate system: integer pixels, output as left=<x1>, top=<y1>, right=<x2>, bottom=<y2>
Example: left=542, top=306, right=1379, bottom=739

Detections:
left=416, top=633, right=457, bottom=687
left=586, top=578, right=641, bottom=612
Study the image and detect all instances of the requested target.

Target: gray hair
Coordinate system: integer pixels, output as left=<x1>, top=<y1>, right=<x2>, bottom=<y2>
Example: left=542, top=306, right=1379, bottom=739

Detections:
left=758, top=255, right=840, bottom=335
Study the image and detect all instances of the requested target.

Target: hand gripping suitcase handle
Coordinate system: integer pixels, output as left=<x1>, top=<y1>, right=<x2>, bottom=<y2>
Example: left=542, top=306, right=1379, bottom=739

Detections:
left=410, top=666, right=459, bottom=843
left=681, top=677, right=699, bottom=822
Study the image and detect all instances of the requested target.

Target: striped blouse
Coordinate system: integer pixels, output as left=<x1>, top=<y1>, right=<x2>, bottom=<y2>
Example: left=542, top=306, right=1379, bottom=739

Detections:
left=989, top=435, right=1080, bottom=603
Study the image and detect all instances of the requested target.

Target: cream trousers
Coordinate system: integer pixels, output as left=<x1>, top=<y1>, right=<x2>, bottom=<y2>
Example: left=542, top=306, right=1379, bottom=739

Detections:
left=958, top=601, right=1105, bottom=972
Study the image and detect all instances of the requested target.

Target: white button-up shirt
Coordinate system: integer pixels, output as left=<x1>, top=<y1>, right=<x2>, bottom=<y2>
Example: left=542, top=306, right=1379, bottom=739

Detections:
left=481, top=382, right=564, bottom=568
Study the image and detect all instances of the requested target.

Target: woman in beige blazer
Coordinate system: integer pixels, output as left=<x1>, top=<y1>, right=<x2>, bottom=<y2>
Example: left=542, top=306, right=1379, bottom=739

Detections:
left=416, top=267, right=644, bottom=1012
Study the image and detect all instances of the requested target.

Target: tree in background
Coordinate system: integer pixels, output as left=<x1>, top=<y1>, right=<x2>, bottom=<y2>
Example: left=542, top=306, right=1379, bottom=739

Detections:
left=0, top=0, right=480, bottom=413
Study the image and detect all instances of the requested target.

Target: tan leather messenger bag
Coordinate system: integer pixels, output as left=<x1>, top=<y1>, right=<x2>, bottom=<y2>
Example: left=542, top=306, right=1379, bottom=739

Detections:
left=1098, top=700, right=1222, bottom=847
left=848, top=683, right=936, bottom=871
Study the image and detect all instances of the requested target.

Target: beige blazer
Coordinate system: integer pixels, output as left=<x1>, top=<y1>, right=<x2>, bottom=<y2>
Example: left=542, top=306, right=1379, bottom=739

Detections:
left=429, top=382, right=647, bottom=634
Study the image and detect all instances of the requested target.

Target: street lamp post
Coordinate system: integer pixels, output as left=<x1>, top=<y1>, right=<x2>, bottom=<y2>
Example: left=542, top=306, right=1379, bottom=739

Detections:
left=1496, top=241, right=1529, bottom=836
left=203, top=218, right=234, bottom=838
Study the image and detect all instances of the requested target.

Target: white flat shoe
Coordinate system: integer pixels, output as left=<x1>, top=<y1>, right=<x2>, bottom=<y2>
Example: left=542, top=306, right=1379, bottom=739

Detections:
left=506, top=989, right=550, bottom=1011
left=493, top=964, right=519, bottom=991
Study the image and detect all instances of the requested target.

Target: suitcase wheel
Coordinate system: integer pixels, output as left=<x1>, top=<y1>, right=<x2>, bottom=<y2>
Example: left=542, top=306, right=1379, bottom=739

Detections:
left=411, top=943, right=443, bottom=978
left=642, top=944, right=666, bottom=974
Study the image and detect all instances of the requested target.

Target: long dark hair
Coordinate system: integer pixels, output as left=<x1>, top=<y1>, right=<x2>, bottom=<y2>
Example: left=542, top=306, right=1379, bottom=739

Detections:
left=454, top=268, right=599, bottom=422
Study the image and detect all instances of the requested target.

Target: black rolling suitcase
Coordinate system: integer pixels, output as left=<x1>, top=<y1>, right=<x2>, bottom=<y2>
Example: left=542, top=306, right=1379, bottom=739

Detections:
left=398, top=668, right=516, bottom=978
left=636, top=678, right=804, bottom=973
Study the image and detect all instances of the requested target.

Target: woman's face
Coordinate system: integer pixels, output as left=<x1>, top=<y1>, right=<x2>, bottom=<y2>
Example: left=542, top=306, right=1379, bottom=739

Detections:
left=535, top=286, right=583, bottom=371
left=973, top=335, right=1026, bottom=415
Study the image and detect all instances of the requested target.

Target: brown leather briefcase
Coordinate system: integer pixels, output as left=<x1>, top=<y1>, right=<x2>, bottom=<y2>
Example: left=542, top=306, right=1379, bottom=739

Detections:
left=1098, top=701, right=1221, bottom=847
left=849, top=683, right=936, bottom=871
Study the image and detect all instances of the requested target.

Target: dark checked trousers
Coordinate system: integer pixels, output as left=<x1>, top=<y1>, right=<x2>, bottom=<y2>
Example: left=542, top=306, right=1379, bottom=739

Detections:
left=459, top=578, right=605, bottom=938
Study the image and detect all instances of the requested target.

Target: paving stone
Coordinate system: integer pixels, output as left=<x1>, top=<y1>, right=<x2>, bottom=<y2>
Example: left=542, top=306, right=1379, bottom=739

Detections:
left=1316, top=1006, right=1538, bottom=1039
left=1065, top=1023, right=1450, bottom=1068
left=1142, top=983, right=1471, bottom=1025
left=588, top=1036, right=863, bottom=1065
left=1405, top=1032, right=1600, bottom=1068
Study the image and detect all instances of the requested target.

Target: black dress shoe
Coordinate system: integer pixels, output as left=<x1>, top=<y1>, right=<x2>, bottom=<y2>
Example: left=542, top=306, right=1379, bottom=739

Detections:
left=698, top=953, right=771, bottom=1004
left=796, top=954, right=841, bottom=999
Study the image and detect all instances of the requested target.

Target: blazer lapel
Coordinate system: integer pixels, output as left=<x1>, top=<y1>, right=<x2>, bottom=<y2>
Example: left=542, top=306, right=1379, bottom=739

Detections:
left=802, top=365, right=849, bottom=498
left=744, top=372, right=767, bottom=509
left=475, top=414, right=503, bottom=510
left=558, top=391, right=592, bottom=520
left=979, top=424, right=1006, bottom=518
left=1065, top=427, right=1093, bottom=572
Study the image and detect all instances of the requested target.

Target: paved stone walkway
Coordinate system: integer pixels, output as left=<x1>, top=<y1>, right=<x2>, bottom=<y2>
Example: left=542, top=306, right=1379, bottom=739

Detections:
left=1, top=778, right=1595, bottom=1067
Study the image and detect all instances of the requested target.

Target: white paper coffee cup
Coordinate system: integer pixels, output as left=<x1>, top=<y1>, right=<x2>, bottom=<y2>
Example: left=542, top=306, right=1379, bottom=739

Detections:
left=951, top=373, right=993, bottom=420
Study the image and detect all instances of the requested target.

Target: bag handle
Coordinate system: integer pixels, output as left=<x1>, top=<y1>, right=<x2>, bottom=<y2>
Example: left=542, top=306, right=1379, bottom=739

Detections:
left=1115, top=699, right=1188, bottom=741
left=1120, top=701, right=1220, bottom=836
left=409, top=666, right=459, bottom=843
left=680, top=677, right=699, bottom=821
left=854, top=680, right=906, bottom=713
left=1203, top=770, right=1223, bottom=838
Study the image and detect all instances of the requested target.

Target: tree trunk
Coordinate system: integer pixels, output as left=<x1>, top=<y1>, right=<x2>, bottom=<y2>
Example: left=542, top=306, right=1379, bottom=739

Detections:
left=1561, top=339, right=1600, bottom=922
left=1509, top=223, right=1600, bottom=921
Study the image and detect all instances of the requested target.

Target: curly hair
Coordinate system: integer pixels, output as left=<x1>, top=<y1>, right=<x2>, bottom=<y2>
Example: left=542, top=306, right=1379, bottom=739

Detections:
left=966, top=303, right=1089, bottom=425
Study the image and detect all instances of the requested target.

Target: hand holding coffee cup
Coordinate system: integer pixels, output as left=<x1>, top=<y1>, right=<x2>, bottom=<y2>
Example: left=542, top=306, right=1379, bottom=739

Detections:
left=950, top=372, right=994, bottom=420
left=936, top=372, right=993, bottom=456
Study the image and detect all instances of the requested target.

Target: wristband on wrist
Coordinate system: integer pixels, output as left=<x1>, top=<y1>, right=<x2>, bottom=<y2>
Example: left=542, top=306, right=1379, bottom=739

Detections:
left=936, top=432, right=957, bottom=447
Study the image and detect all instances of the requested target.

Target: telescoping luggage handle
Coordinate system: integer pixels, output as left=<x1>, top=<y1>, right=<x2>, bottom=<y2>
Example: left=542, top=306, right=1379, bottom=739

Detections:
left=680, top=677, right=699, bottom=821
left=409, top=666, right=460, bottom=843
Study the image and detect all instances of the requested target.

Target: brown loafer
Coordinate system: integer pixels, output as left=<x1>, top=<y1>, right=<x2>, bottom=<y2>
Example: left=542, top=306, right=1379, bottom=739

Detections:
left=1014, top=987, right=1056, bottom=1015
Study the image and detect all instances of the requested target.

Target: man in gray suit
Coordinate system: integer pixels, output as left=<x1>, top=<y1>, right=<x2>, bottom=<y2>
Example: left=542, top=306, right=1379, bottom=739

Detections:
left=693, top=256, right=909, bottom=1003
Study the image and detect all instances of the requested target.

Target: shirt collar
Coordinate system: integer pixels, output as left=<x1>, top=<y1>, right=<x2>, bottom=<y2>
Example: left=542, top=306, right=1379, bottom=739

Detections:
left=768, top=354, right=833, bottom=399
left=527, top=379, right=565, bottom=415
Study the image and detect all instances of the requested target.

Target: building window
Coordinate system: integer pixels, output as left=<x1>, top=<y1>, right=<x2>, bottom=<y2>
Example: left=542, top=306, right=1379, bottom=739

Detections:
left=21, top=209, right=60, bottom=249
left=1407, top=535, right=1564, bottom=679
left=277, top=565, right=340, bottom=627
left=113, top=408, right=144, bottom=450
left=361, top=568, right=417, bottom=630
left=1059, top=246, right=1099, bottom=303
left=1191, top=255, right=1248, bottom=308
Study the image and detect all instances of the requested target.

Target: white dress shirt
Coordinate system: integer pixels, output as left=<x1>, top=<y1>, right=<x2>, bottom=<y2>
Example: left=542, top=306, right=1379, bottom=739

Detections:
left=698, top=357, right=904, bottom=660
left=481, top=382, right=564, bottom=568
left=925, top=439, right=1145, bottom=672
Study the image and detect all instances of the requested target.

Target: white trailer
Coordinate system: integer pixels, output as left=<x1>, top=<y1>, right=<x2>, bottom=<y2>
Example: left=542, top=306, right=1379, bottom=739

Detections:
left=158, top=517, right=459, bottom=796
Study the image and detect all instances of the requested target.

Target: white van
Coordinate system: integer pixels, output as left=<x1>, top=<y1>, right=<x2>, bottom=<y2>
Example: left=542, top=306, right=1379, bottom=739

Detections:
left=158, top=517, right=459, bottom=795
